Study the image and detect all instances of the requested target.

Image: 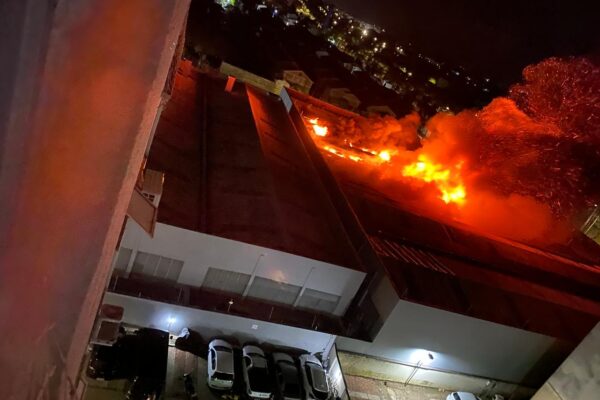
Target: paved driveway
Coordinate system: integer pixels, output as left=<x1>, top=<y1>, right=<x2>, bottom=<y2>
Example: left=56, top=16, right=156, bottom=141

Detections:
left=346, top=375, right=451, bottom=400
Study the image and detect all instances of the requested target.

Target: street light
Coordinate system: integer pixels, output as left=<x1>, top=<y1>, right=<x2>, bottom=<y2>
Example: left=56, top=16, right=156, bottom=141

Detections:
left=404, top=350, right=434, bottom=386
left=166, top=316, right=176, bottom=332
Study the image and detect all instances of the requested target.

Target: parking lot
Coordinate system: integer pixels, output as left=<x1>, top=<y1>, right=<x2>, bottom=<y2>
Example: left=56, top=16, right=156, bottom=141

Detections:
left=83, top=326, right=340, bottom=400
left=164, top=346, right=224, bottom=400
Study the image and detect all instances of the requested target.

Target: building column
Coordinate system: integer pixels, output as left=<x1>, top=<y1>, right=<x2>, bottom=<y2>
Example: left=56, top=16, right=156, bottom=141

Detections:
left=531, top=322, right=600, bottom=400
left=0, top=0, right=190, bottom=398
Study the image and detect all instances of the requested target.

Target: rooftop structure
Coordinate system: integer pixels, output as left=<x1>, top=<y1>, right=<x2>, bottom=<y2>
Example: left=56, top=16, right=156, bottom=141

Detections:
left=106, top=61, right=600, bottom=396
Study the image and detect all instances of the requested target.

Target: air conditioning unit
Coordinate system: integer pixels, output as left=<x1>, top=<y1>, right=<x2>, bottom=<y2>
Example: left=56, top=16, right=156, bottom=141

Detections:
left=89, top=304, right=124, bottom=346
left=140, top=168, right=165, bottom=207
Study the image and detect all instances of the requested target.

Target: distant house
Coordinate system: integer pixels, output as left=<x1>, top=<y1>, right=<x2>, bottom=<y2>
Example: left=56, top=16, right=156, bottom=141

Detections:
left=282, top=70, right=313, bottom=94
left=343, top=62, right=362, bottom=74
left=322, top=87, right=360, bottom=111
left=282, top=13, right=299, bottom=26
left=315, top=50, right=330, bottom=58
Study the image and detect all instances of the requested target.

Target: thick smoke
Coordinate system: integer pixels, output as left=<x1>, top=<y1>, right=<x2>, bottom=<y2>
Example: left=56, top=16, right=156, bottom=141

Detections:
left=319, top=56, right=600, bottom=244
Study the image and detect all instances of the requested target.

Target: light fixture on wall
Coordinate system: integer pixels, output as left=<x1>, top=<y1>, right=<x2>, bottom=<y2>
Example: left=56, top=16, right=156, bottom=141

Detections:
left=166, top=316, right=176, bottom=332
left=405, top=349, right=434, bottom=386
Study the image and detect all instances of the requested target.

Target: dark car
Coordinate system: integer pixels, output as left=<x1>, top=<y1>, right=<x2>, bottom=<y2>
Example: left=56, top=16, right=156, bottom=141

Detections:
left=242, top=345, right=272, bottom=399
left=175, top=328, right=205, bottom=357
left=86, top=334, right=136, bottom=380
left=273, top=352, right=302, bottom=400
left=126, top=375, right=162, bottom=400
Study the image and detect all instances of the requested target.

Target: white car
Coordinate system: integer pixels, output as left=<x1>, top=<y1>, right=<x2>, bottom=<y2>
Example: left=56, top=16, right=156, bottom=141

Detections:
left=242, top=345, right=272, bottom=399
left=299, top=354, right=329, bottom=400
left=206, top=339, right=235, bottom=390
left=447, top=392, right=482, bottom=400
left=273, top=352, right=301, bottom=400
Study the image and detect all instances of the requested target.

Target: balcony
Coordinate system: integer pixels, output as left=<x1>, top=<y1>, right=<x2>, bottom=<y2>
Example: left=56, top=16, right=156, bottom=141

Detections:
left=107, top=273, right=371, bottom=340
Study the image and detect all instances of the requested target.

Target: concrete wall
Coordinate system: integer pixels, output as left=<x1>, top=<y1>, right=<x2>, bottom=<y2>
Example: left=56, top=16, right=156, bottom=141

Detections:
left=338, top=352, right=536, bottom=399
left=120, top=221, right=366, bottom=316
left=105, top=292, right=335, bottom=355
left=0, top=0, right=189, bottom=398
left=337, top=298, right=561, bottom=385
left=532, top=322, right=600, bottom=400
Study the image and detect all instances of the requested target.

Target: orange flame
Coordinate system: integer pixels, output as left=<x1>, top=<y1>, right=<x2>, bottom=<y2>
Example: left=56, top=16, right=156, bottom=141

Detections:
left=378, top=150, right=391, bottom=162
left=308, top=118, right=328, bottom=137
left=303, top=116, right=466, bottom=206
left=402, top=155, right=466, bottom=205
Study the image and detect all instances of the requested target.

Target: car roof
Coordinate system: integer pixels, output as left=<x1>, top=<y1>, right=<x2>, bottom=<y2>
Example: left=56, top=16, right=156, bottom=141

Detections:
left=280, top=362, right=299, bottom=383
left=215, top=349, right=234, bottom=374
left=453, top=392, right=479, bottom=400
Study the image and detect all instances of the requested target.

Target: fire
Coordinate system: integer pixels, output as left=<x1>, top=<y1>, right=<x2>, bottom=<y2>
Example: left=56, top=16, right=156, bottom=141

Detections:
left=378, top=150, right=391, bottom=162
left=296, top=56, right=600, bottom=244
left=402, top=155, right=467, bottom=205
left=304, top=115, right=466, bottom=206
left=308, top=118, right=328, bottom=137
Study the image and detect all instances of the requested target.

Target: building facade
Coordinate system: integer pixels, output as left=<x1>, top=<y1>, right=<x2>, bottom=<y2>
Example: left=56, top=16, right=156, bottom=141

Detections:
left=104, top=61, right=600, bottom=399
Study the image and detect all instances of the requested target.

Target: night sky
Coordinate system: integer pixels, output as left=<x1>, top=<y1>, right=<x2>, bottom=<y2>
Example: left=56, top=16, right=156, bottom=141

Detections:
left=330, top=0, right=600, bottom=88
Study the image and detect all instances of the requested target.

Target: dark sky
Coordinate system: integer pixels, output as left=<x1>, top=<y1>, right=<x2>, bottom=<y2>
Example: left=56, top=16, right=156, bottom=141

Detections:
left=330, top=0, right=600, bottom=87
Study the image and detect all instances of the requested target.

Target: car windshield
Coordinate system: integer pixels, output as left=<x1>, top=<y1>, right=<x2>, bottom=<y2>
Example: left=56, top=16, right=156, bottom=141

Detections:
left=214, top=372, right=233, bottom=381
left=304, top=364, right=328, bottom=400
left=250, top=353, right=267, bottom=369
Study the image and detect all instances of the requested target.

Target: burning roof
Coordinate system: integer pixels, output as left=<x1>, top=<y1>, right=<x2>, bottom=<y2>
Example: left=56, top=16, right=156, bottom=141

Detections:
left=294, top=56, right=600, bottom=249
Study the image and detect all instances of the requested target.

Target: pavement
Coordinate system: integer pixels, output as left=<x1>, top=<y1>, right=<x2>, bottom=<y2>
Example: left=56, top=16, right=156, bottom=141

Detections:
left=346, top=374, right=451, bottom=400
left=164, top=345, right=228, bottom=400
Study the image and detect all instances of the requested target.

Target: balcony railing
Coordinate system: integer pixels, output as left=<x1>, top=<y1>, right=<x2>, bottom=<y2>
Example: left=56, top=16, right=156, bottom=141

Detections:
left=108, top=274, right=371, bottom=340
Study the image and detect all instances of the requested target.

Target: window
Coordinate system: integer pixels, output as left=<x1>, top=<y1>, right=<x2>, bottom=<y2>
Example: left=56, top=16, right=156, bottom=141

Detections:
left=114, top=247, right=132, bottom=272
left=297, top=288, right=340, bottom=314
left=202, top=268, right=251, bottom=294
left=210, top=349, right=216, bottom=366
left=214, top=372, right=233, bottom=381
left=247, top=277, right=301, bottom=305
left=131, top=251, right=184, bottom=282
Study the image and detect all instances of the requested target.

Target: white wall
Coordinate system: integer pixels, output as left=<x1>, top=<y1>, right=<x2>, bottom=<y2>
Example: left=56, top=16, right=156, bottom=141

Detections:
left=120, top=221, right=366, bottom=315
left=532, top=322, right=600, bottom=400
left=337, top=298, right=559, bottom=384
left=105, top=292, right=335, bottom=355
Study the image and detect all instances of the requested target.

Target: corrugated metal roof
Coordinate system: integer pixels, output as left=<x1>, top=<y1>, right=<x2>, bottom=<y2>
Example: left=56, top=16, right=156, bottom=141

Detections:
left=369, top=236, right=455, bottom=276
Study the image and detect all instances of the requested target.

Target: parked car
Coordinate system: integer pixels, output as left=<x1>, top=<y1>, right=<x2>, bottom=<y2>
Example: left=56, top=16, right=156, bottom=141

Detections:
left=299, top=354, right=329, bottom=400
left=447, top=392, right=482, bottom=400
left=126, top=375, right=162, bottom=400
left=175, top=327, right=204, bottom=357
left=242, top=345, right=272, bottom=399
left=86, top=333, right=136, bottom=380
left=273, top=352, right=302, bottom=400
left=207, top=339, right=235, bottom=390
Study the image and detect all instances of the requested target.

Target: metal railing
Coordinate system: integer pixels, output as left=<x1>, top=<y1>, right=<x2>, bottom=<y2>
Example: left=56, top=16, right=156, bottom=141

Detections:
left=108, top=274, right=370, bottom=340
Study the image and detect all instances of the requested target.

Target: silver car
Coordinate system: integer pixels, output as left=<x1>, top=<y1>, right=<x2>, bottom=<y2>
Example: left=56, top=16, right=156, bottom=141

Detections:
left=299, top=354, right=329, bottom=400
left=447, top=392, right=482, bottom=400
left=206, top=339, right=234, bottom=390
